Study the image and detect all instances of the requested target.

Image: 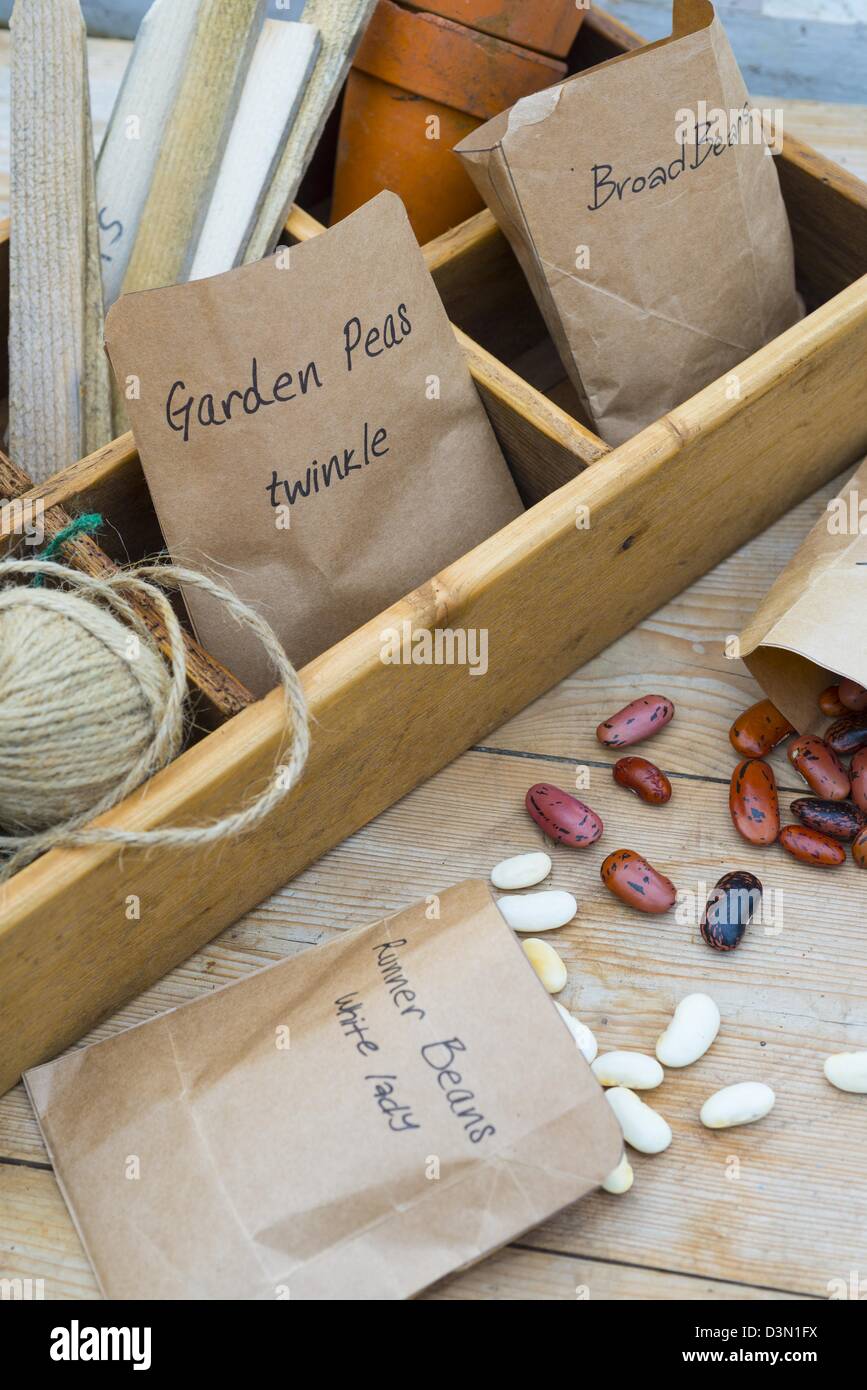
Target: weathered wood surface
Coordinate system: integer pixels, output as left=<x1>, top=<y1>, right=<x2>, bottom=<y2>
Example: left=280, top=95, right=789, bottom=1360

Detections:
left=243, top=0, right=378, bottom=261
left=605, top=0, right=867, bottom=103
left=8, top=0, right=111, bottom=484
left=0, top=469, right=860, bottom=1301
left=190, top=18, right=321, bottom=279
left=119, top=0, right=264, bottom=295
left=1, top=269, right=865, bottom=1098
left=95, top=0, right=199, bottom=309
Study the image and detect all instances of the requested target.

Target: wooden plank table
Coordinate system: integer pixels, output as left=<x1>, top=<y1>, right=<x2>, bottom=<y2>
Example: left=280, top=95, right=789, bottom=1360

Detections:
left=2, top=36, right=866, bottom=1304
left=1, top=468, right=861, bottom=1302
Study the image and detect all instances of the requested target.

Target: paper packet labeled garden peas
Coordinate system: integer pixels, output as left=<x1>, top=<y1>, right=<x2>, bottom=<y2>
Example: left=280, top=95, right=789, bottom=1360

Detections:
left=739, top=457, right=867, bottom=734
left=455, top=0, right=801, bottom=447
left=25, top=880, right=621, bottom=1301
left=105, top=192, right=521, bottom=695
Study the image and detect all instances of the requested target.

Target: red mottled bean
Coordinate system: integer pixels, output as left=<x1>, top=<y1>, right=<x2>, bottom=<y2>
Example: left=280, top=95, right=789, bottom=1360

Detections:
left=596, top=694, right=674, bottom=749
left=600, top=849, right=677, bottom=914
left=825, top=713, right=867, bottom=757
left=779, top=824, right=846, bottom=867
left=853, top=825, right=867, bottom=869
left=612, top=756, right=672, bottom=805
left=728, top=699, right=794, bottom=758
left=851, top=749, right=867, bottom=816
left=729, top=759, right=780, bottom=846
left=819, top=684, right=847, bottom=717
left=700, top=870, right=762, bottom=952
left=839, top=679, right=867, bottom=712
left=788, top=735, right=850, bottom=800
left=525, top=783, right=603, bottom=848
left=790, top=797, right=864, bottom=842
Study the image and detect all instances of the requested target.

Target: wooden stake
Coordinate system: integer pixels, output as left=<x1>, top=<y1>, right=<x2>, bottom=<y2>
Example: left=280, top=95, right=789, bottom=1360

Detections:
left=120, top=0, right=265, bottom=295
left=8, top=0, right=112, bottom=485
left=95, top=0, right=200, bottom=311
left=243, top=0, right=378, bottom=262
left=189, top=18, right=321, bottom=281
left=81, top=75, right=113, bottom=455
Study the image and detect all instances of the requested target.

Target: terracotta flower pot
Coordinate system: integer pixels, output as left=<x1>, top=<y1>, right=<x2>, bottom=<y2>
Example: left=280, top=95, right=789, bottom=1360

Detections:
left=401, top=0, right=586, bottom=58
left=331, top=0, right=566, bottom=244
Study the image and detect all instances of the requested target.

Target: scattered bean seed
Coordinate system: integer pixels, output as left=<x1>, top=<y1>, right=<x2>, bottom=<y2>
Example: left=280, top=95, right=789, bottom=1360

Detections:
left=596, top=694, right=674, bottom=749
left=700, top=871, right=762, bottom=951
left=554, top=1001, right=598, bottom=1063
left=490, top=851, right=551, bottom=890
left=525, top=783, right=603, bottom=848
left=729, top=699, right=794, bottom=758
left=729, top=758, right=780, bottom=845
left=601, top=1154, right=634, bottom=1195
left=788, top=734, right=850, bottom=799
left=823, top=1052, right=867, bottom=1094
left=656, top=993, right=720, bottom=1067
left=600, top=848, right=677, bottom=913
left=838, top=679, right=867, bottom=713
left=605, top=1086, right=672, bottom=1153
left=592, top=1051, right=664, bottom=1089
left=613, top=755, right=672, bottom=805
left=779, top=824, right=846, bottom=867
left=790, top=797, right=864, bottom=842
left=522, top=937, right=567, bottom=993
left=497, top=889, right=577, bottom=933
left=700, top=1082, right=775, bottom=1129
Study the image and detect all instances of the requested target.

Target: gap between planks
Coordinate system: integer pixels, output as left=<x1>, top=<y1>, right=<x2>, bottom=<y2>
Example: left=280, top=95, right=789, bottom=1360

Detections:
left=0, top=1163, right=811, bottom=1302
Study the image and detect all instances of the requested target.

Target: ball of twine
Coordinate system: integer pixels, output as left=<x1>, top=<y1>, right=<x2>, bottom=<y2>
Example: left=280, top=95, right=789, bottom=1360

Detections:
left=0, top=556, right=309, bottom=880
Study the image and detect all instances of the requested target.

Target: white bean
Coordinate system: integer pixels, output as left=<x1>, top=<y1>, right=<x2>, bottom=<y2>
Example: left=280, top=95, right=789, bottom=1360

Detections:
left=592, top=1051, right=664, bottom=1090
left=522, top=937, right=567, bottom=993
left=656, top=993, right=720, bottom=1068
left=602, top=1153, right=634, bottom=1195
left=823, top=1052, right=867, bottom=1094
left=554, top=1001, right=598, bottom=1063
left=605, top=1086, right=672, bottom=1154
left=700, top=1082, right=775, bottom=1129
left=491, top=851, right=552, bottom=890
left=497, top=889, right=577, bottom=933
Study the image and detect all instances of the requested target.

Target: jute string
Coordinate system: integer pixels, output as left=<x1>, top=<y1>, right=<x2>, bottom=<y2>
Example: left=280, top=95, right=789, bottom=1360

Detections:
left=0, top=557, right=309, bottom=880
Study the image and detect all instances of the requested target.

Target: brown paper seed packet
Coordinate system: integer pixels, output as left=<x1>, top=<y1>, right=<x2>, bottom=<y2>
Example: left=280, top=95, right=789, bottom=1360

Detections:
left=455, top=0, right=801, bottom=447
left=105, top=193, right=522, bottom=695
left=25, top=880, right=622, bottom=1300
left=739, top=457, right=867, bottom=733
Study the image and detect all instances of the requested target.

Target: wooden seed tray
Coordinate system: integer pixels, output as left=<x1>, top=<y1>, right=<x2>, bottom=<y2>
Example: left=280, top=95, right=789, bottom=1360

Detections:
left=0, top=7, right=865, bottom=1094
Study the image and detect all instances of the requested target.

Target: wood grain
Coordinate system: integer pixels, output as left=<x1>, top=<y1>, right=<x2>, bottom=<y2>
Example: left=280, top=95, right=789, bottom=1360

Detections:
left=120, top=0, right=264, bottom=294
left=0, top=1164, right=810, bottom=1301
left=190, top=19, right=321, bottom=279
left=424, top=1245, right=815, bottom=1301
left=243, top=0, right=378, bottom=261
left=8, top=0, right=111, bottom=485
left=1, top=460, right=864, bottom=1300
left=95, top=0, right=199, bottom=309
left=1, top=273, right=866, bottom=1097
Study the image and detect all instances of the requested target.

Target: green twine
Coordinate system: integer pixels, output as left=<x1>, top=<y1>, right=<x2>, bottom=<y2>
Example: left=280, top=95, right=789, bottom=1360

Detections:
left=32, top=513, right=103, bottom=587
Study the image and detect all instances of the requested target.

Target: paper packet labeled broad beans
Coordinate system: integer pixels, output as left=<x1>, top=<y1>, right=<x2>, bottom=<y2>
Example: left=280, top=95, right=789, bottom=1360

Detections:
left=455, top=0, right=801, bottom=446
